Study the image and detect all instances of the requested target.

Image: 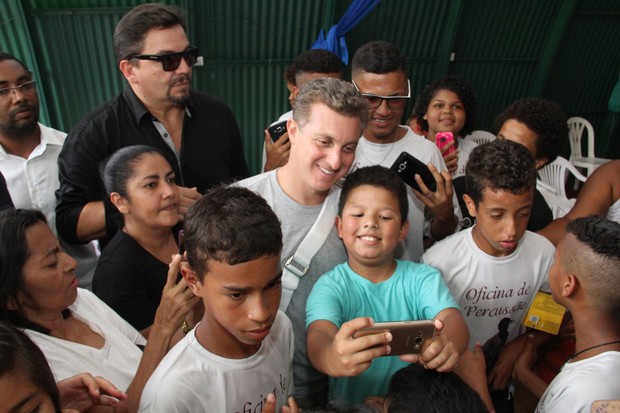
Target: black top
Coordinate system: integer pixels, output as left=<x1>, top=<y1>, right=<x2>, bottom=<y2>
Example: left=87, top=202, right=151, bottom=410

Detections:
left=92, top=230, right=169, bottom=331
left=453, top=176, right=553, bottom=232
left=0, top=171, right=13, bottom=209
left=56, top=87, right=249, bottom=246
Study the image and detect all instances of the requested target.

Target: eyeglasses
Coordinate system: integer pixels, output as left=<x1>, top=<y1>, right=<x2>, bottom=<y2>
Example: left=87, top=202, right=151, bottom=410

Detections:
left=0, top=80, right=36, bottom=98
left=352, top=79, right=411, bottom=110
left=129, top=46, right=199, bottom=72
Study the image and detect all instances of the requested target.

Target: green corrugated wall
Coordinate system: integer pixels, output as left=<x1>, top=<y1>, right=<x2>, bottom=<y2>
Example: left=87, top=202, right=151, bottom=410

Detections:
left=1, top=0, right=619, bottom=174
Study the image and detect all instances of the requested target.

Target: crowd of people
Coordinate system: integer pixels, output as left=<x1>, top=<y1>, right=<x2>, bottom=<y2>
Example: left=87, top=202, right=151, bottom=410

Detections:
left=1, top=3, right=619, bottom=413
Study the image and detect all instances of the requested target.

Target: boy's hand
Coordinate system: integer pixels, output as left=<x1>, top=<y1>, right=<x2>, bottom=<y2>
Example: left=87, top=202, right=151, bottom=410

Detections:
left=263, top=393, right=299, bottom=413
left=307, top=317, right=392, bottom=377
left=399, top=319, right=459, bottom=372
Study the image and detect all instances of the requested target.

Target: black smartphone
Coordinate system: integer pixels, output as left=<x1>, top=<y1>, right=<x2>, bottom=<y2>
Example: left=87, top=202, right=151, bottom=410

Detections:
left=267, top=120, right=288, bottom=143
left=177, top=230, right=185, bottom=282
left=354, top=320, right=436, bottom=356
left=390, top=151, right=437, bottom=193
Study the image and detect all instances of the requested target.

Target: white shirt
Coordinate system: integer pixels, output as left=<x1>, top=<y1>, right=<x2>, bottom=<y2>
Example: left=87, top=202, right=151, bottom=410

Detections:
left=139, top=311, right=294, bottom=413
left=0, top=123, right=98, bottom=288
left=536, top=351, right=620, bottom=412
left=354, top=126, right=460, bottom=261
left=25, top=289, right=146, bottom=391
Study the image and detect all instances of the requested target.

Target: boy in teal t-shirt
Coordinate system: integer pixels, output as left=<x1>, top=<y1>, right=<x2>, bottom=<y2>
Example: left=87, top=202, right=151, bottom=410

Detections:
left=306, top=165, right=469, bottom=406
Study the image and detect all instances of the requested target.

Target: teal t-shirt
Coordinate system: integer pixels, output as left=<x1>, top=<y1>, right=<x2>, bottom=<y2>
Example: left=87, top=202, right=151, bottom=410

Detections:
left=306, top=259, right=459, bottom=405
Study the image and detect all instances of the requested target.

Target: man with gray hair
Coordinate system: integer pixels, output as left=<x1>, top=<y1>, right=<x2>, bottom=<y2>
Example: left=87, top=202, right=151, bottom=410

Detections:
left=237, top=77, right=368, bottom=408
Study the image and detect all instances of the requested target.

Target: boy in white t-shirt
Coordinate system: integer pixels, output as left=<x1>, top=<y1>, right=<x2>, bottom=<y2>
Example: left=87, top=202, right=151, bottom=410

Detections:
left=422, top=140, right=555, bottom=412
left=514, top=216, right=620, bottom=412
left=138, top=186, right=295, bottom=413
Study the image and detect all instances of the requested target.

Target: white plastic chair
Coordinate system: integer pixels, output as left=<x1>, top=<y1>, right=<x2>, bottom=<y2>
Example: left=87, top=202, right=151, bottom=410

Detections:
left=567, top=117, right=611, bottom=176
left=538, top=156, right=587, bottom=199
left=537, top=156, right=587, bottom=218
left=468, top=130, right=496, bottom=146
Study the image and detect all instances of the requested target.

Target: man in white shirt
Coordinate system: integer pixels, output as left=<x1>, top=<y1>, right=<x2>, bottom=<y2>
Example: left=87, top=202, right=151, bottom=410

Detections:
left=350, top=41, right=459, bottom=261
left=0, top=52, right=97, bottom=288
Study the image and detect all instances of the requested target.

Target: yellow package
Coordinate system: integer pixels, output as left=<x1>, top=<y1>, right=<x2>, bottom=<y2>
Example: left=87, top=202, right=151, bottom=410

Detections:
left=522, top=291, right=566, bottom=335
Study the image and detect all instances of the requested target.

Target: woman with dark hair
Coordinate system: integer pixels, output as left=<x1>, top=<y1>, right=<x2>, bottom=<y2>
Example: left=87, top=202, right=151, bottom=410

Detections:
left=0, top=208, right=196, bottom=413
left=0, top=322, right=125, bottom=412
left=92, top=145, right=199, bottom=335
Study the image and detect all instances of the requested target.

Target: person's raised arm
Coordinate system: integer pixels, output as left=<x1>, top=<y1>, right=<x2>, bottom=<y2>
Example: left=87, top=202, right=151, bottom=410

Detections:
left=307, top=317, right=392, bottom=377
left=538, top=160, right=620, bottom=245
left=263, top=129, right=291, bottom=172
left=115, top=254, right=199, bottom=413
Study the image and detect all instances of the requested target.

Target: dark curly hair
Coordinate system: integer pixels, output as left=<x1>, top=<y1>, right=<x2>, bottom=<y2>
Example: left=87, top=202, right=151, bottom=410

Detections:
left=411, top=75, right=477, bottom=137
left=465, top=140, right=536, bottom=206
left=493, top=98, right=567, bottom=166
left=339, top=166, right=409, bottom=223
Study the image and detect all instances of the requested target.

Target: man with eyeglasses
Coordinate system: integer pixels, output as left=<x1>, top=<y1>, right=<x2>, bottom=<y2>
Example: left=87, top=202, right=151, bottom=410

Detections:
left=56, top=3, right=249, bottom=247
left=351, top=41, right=459, bottom=261
left=0, top=51, right=98, bottom=288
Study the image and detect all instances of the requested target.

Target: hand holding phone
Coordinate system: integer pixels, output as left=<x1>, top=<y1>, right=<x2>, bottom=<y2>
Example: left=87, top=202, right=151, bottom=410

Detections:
left=354, top=320, right=436, bottom=356
left=435, top=132, right=455, bottom=155
left=390, top=151, right=437, bottom=193
left=267, top=120, right=288, bottom=143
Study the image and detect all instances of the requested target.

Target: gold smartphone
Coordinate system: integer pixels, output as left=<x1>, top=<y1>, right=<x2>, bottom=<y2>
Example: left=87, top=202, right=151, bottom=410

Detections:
left=354, top=320, right=436, bottom=356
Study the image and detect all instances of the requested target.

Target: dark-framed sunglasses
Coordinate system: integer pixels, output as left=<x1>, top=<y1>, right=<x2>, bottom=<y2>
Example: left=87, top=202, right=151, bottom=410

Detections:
left=352, top=79, right=411, bottom=110
left=129, top=46, right=199, bottom=72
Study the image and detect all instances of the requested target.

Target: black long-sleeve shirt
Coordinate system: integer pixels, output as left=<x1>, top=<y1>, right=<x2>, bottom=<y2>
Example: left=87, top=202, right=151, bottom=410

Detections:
left=56, top=87, right=249, bottom=246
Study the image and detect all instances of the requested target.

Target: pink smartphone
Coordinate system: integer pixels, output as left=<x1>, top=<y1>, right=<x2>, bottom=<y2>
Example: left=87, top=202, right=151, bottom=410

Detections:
left=435, top=132, right=455, bottom=155
left=354, top=320, right=436, bottom=356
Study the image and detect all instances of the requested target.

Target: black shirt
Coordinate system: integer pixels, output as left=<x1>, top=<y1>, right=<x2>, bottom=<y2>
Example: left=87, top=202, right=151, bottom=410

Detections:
left=56, top=87, right=249, bottom=245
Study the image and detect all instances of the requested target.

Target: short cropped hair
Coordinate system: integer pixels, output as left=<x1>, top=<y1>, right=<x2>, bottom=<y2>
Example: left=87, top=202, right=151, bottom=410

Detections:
left=412, top=75, right=478, bottom=137
left=386, top=363, right=487, bottom=413
left=294, top=49, right=343, bottom=82
left=0, top=322, right=61, bottom=412
left=493, top=98, right=567, bottom=166
left=183, top=186, right=283, bottom=280
left=0, top=52, right=29, bottom=73
left=465, top=140, right=536, bottom=207
left=351, top=40, right=408, bottom=75
left=113, top=3, right=186, bottom=63
left=101, top=145, right=169, bottom=198
left=564, top=216, right=620, bottom=319
left=293, top=78, right=368, bottom=130
left=339, top=166, right=408, bottom=223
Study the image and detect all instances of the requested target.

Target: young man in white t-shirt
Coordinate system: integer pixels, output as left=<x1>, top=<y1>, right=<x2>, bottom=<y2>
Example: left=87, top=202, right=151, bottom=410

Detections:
left=422, top=140, right=555, bottom=412
left=138, top=186, right=295, bottom=413
left=513, top=216, right=620, bottom=412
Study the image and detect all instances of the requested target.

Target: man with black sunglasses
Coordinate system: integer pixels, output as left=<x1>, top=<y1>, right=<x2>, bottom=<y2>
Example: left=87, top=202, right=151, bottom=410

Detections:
left=56, top=3, right=249, bottom=247
left=350, top=41, right=459, bottom=262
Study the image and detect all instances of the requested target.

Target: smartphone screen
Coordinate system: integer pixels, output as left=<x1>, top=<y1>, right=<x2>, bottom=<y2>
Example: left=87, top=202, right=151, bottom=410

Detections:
left=390, top=151, right=437, bottom=193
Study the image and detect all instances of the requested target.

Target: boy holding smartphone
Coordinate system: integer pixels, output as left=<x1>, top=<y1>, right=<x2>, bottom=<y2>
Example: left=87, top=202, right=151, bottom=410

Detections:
left=422, top=140, right=556, bottom=412
left=138, top=186, right=294, bottom=413
left=306, top=166, right=468, bottom=407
